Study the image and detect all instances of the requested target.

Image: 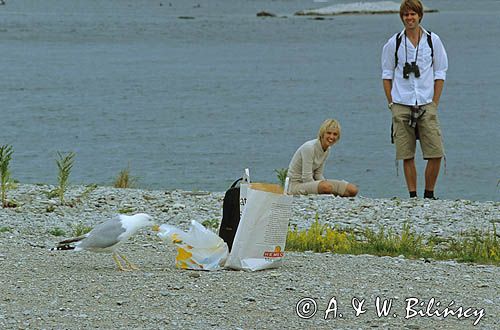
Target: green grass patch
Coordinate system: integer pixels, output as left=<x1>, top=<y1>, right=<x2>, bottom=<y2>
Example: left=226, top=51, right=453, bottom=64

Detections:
left=55, top=151, right=75, bottom=204
left=286, top=215, right=354, bottom=254
left=202, top=218, right=220, bottom=230
left=78, top=184, right=98, bottom=200
left=0, top=226, right=12, bottom=233
left=45, top=204, right=56, bottom=213
left=0, top=144, right=15, bottom=208
left=286, top=214, right=499, bottom=265
left=440, top=225, right=499, bottom=264
left=354, top=223, right=435, bottom=259
left=46, top=189, right=59, bottom=199
left=2, top=199, right=18, bottom=208
left=114, top=167, right=137, bottom=188
left=48, top=227, right=66, bottom=237
left=274, top=168, right=288, bottom=188
left=71, top=223, right=92, bottom=237
left=118, top=207, right=135, bottom=214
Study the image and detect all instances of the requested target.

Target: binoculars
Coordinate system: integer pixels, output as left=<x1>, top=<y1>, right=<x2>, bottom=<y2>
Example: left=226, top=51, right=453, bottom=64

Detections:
left=403, top=61, right=420, bottom=79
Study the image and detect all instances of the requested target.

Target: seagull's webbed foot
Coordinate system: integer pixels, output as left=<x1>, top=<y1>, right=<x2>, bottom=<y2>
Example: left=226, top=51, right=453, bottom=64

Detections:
left=119, top=253, right=139, bottom=271
left=112, top=253, right=129, bottom=271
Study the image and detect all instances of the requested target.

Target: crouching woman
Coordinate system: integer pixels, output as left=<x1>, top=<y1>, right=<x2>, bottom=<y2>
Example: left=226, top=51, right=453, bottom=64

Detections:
left=287, top=119, right=358, bottom=197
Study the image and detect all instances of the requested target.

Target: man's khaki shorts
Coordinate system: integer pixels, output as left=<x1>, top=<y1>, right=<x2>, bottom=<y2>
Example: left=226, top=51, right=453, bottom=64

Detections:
left=391, top=102, right=444, bottom=160
left=289, top=179, right=348, bottom=196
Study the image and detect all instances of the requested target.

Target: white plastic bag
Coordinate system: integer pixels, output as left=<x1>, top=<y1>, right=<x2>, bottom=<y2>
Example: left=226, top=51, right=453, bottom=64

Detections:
left=225, top=180, right=292, bottom=271
left=158, top=220, right=229, bottom=271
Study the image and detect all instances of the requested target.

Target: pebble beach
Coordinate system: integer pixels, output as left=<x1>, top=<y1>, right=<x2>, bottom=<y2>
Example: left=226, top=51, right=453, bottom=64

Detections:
left=0, top=184, right=499, bottom=329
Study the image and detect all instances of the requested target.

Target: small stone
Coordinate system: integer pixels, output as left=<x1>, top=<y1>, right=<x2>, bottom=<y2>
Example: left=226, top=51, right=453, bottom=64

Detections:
left=256, top=11, right=276, bottom=17
left=171, top=285, right=184, bottom=290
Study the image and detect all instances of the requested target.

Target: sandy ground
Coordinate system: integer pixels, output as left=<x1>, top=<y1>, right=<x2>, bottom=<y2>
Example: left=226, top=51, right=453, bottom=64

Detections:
left=1, top=229, right=498, bottom=329
left=0, top=184, right=498, bottom=329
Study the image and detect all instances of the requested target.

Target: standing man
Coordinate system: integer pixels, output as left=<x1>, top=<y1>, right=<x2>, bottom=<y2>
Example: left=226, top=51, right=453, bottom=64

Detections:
left=381, top=0, right=448, bottom=199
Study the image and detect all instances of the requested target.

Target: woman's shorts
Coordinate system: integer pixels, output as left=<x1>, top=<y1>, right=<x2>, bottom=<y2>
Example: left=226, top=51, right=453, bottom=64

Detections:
left=289, top=179, right=348, bottom=196
left=391, top=102, right=444, bottom=160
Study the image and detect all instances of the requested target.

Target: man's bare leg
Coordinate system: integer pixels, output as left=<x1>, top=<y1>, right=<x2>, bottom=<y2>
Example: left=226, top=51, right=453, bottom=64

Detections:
left=424, top=157, right=441, bottom=198
left=403, top=158, right=417, bottom=196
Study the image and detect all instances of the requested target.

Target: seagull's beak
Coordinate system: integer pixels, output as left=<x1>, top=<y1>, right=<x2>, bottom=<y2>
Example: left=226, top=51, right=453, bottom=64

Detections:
left=151, top=224, right=160, bottom=232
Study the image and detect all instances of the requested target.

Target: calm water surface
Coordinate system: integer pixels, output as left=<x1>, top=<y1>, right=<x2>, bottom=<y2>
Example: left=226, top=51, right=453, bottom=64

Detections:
left=1, top=0, right=499, bottom=201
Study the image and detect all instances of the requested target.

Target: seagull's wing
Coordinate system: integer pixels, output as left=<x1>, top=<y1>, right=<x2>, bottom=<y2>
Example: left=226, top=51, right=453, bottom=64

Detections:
left=76, top=216, right=126, bottom=251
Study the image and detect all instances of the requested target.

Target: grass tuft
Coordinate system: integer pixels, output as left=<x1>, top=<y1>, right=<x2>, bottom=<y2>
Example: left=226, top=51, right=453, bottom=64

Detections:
left=202, top=218, right=220, bottom=231
left=352, top=224, right=435, bottom=258
left=118, top=207, right=135, bottom=214
left=286, top=214, right=354, bottom=253
left=286, top=214, right=499, bottom=265
left=0, top=226, right=12, bottom=233
left=114, top=167, right=137, bottom=188
left=0, top=144, right=15, bottom=208
left=71, top=223, right=92, bottom=237
left=442, top=224, right=499, bottom=264
left=56, top=151, right=75, bottom=204
left=77, top=184, right=98, bottom=201
left=48, top=227, right=66, bottom=237
left=274, top=168, right=288, bottom=188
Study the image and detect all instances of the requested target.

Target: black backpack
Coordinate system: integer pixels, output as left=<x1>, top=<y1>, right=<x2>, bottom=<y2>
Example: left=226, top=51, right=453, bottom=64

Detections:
left=218, top=178, right=245, bottom=251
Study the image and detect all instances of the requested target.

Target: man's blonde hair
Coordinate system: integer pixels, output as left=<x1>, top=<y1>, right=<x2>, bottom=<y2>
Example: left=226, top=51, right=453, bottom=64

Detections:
left=317, top=119, right=341, bottom=142
left=400, top=0, right=424, bottom=23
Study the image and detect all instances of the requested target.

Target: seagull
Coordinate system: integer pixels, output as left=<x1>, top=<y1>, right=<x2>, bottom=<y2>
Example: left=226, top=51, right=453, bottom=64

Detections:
left=52, top=213, right=158, bottom=271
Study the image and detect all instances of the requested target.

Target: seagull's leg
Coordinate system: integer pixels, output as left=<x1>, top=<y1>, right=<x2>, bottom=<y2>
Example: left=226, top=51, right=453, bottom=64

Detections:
left=119, top=253, right=139, bottom=270
left=112, top=253, right=127, bottom=271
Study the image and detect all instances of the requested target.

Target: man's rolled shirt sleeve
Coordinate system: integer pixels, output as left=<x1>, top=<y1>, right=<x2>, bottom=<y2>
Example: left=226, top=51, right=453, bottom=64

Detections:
left=381, top=36, right=396, bottom=80
left=432, top=34, right=448, bottom=81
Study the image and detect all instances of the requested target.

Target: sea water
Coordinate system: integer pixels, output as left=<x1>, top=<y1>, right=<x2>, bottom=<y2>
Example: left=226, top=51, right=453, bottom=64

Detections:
left=1, top=0, right=499, bottom=201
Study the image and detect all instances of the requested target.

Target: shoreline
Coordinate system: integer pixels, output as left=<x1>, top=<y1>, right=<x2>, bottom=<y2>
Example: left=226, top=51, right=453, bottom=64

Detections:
left=0, top=183, right=499, bottom=329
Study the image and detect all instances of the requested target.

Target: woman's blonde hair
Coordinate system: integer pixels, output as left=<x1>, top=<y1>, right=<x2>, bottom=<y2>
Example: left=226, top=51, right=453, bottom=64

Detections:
left=317, top=119, right=341, bottom=142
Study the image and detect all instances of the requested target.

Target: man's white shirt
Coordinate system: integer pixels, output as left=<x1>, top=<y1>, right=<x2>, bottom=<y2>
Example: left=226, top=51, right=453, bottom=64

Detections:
left=381, top=27, right=448, bottom=106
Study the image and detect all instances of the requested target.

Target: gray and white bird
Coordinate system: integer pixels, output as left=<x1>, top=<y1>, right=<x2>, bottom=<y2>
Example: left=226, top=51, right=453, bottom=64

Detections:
left=52, top=213, right=158, bottom=271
